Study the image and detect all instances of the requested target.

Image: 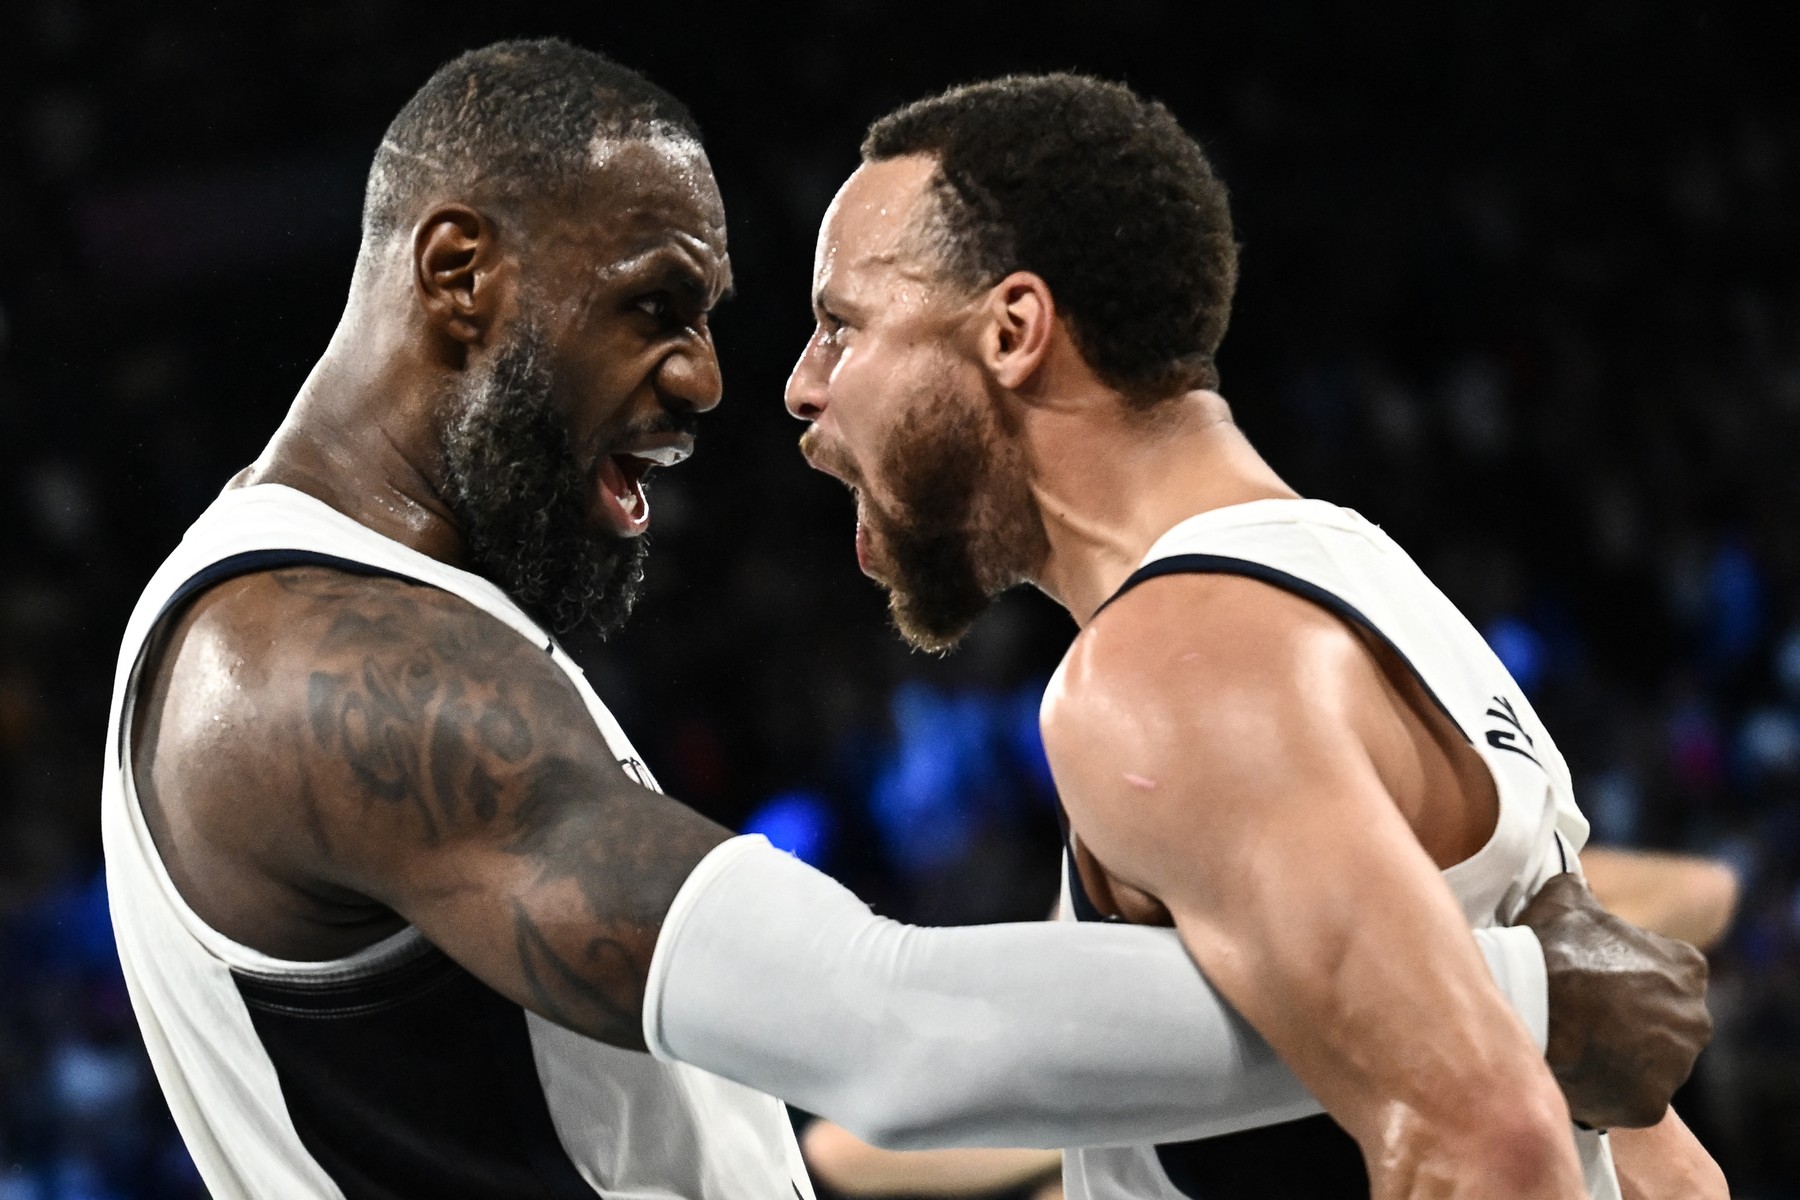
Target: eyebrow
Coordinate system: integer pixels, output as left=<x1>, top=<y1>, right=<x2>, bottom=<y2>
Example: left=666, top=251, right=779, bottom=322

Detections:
left=637, top=250, right=735, bottom=308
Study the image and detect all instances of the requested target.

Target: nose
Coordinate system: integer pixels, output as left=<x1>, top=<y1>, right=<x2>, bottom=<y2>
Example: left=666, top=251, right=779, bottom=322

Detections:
left=658, top=332, right=724, bottom=415
left=785, top=334, right=828, bottom=422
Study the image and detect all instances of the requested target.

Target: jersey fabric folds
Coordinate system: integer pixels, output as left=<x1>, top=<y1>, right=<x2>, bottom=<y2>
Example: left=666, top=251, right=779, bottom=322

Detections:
left=1057, top=498, right=1619, bottom=1200
left=101, top=483, right=813, bottom=1200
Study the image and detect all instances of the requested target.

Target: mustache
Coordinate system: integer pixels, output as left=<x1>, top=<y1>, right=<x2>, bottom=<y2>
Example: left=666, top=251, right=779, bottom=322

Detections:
left=799, top=426, right=863, bottom=489
left=605, top=409, right=704, bottom=450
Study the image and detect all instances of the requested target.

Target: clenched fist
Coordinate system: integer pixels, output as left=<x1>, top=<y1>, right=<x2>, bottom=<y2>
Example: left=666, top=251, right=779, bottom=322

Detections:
left=1518, top=873, right=1713, bottom=1130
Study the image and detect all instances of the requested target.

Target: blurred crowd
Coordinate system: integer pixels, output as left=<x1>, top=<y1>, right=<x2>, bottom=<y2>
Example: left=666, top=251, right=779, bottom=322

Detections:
left=2, top=1, right=1797, bottom=1196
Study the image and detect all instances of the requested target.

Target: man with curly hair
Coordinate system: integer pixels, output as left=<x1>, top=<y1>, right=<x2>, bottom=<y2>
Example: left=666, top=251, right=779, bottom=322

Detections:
left=788, top=73, right=1726, bottom=1199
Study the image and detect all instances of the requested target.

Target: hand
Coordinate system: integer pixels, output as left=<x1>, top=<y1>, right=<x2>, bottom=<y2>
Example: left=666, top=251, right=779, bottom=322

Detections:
left=1516, top=874, right=1712, bottom=1129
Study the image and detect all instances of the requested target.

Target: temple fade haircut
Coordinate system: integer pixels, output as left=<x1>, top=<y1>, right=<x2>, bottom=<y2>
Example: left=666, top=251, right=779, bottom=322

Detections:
left=863, top=73, right=1239, bottom=404
left=361, top=37, right=701, bottom=245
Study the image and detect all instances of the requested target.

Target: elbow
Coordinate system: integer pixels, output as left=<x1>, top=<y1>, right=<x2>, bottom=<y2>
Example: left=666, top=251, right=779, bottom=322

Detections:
left=820, top=1064, right=951, bottom=1153
left=1377, top=1085, right=1578, bottom=1193
left=1471, top=1119, right=1576, bottom=1193
left=831, top=1075, right=1005, bottom=1153
left=1455, top=1092, right=1580, bottom=1193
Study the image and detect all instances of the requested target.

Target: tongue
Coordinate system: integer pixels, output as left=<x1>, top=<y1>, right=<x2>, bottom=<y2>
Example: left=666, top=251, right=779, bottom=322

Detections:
left=596, top=455, right=650, bottom=537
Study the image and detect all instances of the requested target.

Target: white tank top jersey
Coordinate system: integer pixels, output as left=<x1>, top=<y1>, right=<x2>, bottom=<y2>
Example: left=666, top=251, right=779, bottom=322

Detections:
left=1055, top=499, right=1620, bottom=1200
left=100, top=484, right=814, bottom=1200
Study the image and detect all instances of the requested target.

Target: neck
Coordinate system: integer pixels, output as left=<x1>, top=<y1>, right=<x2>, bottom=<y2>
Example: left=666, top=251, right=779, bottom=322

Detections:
left=1025, top=389, right=1298, bottom=625
left=243, top=258, right=468, bottom=565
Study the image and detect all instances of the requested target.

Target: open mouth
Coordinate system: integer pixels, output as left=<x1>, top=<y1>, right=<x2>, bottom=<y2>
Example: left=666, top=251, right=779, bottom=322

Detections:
left=594, top=440, right=693, bottom=537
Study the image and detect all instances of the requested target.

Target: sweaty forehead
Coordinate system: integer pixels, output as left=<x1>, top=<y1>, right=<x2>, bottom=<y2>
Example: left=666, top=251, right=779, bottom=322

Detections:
left=817, top=156, right=942, bottom=288
left=561, top=135, right=729, bottom=266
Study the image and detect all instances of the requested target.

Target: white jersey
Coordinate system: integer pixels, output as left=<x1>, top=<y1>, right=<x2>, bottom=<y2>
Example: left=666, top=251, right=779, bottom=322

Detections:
left=100, top=483, right=814, bottom=1200
left=1056, top=498, right=1619, bottom=1200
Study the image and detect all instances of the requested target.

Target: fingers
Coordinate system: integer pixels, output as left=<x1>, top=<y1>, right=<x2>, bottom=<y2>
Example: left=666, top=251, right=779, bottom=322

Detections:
left=1516, top=872, right=1594, bottom=925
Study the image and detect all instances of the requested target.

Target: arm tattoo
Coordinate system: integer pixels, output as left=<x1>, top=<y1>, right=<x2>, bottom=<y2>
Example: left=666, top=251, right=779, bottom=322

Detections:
left=288, top=569, right=725, bottom=1047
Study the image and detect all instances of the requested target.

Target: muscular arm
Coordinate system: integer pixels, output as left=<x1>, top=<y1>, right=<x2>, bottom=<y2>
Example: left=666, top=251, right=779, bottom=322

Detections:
left=142, top=568, right=728, bottom=1049
left=1043, top=576, right=1585, bottom=1197
left=139, top=568, right=1705, bottom=1155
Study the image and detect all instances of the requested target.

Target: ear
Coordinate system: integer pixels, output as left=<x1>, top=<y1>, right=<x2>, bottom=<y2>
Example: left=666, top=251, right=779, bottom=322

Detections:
left=412, top=203, right=507, bottom=346
left=980, top=271, right=1056, bottom=391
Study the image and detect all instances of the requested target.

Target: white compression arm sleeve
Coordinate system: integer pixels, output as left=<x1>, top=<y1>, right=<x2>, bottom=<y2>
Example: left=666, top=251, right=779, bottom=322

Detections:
left=644, top=836, right=1548, bottom=1151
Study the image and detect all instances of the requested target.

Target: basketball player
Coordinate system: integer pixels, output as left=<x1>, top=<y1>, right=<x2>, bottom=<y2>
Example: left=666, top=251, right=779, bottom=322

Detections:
left=105, top=41, right=1712, bottom=1199
left=784, top=75, right=1727, bottom=1198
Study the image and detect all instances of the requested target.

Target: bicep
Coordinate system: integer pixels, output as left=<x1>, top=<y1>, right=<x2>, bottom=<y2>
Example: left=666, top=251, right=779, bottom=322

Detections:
left=288, top=585, right=728, bottom=1048
left=1044, top=608, right=1555, bottom=1147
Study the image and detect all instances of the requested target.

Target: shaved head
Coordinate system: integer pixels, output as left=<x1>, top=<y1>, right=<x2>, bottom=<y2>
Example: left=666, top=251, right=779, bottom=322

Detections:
left=361, top=38, right=701, bottom=247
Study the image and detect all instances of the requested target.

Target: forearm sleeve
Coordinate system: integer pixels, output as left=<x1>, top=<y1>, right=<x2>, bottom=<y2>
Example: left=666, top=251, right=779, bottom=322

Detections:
left=643, top=836, right=1548, bottom=1151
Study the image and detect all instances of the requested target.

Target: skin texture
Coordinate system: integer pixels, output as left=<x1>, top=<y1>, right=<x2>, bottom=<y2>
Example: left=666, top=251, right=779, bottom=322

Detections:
left=789, top=155, right=1721, bottom=1196
left=800, top=1120, right=1061, bottom=1198
left=788, top=157, right=1048, bottom=649
left=1608, top=1111, right=1730, bottom=1200
left=1045, top=576, right=1586, bottom=1198
left=1518, top=875, right=1713, bottom=1131
left=130, top=135, right=735, bottom=1050
left=1578, top=847, right=1740, bottom=952
left=803, top=879, right=1716, bottom=1200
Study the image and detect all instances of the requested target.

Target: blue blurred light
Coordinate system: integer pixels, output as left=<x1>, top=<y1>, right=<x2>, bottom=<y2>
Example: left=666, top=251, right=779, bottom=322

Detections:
left=869, top=683, right=979, bottom=873
left=1704, top=538, right=1766, bottom=670
left=1007, top=685, right=1056, bottom=799
left=1484, top=616, right=1547, bottom=695
left=742, top=791, right=834, bottom=866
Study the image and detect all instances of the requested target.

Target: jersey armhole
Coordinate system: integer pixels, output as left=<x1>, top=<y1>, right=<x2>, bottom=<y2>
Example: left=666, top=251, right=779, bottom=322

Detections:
left=1095, top=552, right=1468, bottom=743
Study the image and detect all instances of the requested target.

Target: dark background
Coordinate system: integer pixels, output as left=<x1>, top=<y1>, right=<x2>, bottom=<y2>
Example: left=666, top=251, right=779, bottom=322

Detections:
left=4, top=1, right=1799, bottom=1196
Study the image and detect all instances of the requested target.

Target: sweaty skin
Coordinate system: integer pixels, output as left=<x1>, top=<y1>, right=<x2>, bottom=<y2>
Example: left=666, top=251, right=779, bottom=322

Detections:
left=1045, top=577, right=1584, bottom=1198
left=130, top=136, right=734, bottom=1050
left=788, top=153, right=1719, bottom=1197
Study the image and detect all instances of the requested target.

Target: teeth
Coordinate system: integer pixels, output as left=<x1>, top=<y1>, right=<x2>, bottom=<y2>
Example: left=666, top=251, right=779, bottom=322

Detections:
left=624, top=445, right=688, bottom=467
left=621, top=488, right=642, bottom=517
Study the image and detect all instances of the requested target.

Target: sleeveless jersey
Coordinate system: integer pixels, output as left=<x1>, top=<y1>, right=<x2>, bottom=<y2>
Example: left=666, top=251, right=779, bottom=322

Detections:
left=1055, top=499, right=1619, bottom=1200
left=100, top=483, right=814, bottom=1200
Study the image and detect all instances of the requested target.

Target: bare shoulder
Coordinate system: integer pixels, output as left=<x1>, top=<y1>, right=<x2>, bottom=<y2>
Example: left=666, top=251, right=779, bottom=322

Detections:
left=134, top=566, right=607, bottom=934
left=1042, top=573, right=1392, bottom=887
left=1045, top=571, right=1373, bottom=758
left=138, top=564, right=729, bottom=1043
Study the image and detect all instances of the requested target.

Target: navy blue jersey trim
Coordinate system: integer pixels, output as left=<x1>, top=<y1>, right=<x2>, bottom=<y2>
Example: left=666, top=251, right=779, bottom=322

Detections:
left=1095, top=553, right=1466, bottom=742
left=154, top=548, right=590, bottom=1196
left=156, top=548, right=429, bottom=621
left=154, top=547, right=554, bottom=656
left=1153, top=1113, right=1367, bottom=1197
left=1080, top=552, right=1419, bottom=1196
left=1062, top=843, right=1123, bottom=924
left=234, top=949, right=601, bottom=1199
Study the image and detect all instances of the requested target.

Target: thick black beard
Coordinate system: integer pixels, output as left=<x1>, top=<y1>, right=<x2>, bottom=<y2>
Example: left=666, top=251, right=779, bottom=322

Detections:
left=439, top=327, right=648, bottom=638
left=875, top=394, right=1044, bottom=653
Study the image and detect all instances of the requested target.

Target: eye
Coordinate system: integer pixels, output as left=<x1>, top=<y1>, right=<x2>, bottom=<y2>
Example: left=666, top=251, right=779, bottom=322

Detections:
left=634, top=292, right=674, bottom=321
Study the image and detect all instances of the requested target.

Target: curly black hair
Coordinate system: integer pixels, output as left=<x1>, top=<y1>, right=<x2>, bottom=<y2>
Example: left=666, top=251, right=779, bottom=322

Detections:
left=863, top=73, right=1238, bottom=403
left=361, top=38, right=701, bottom=244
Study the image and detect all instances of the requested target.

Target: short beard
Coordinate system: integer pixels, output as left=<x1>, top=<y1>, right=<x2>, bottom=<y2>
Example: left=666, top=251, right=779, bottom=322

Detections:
left=439, top=324, right=647, bottom=638
left=872, top=390, right=1047, bottom=653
